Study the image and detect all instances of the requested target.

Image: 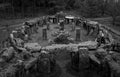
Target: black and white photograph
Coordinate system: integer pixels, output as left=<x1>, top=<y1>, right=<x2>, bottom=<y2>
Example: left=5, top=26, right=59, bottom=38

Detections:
left=0, top=0, right=120, bottom=77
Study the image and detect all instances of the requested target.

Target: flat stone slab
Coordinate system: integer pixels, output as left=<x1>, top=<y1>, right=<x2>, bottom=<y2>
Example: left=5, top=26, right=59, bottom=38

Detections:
left=24, top=43, right=41, bottom=51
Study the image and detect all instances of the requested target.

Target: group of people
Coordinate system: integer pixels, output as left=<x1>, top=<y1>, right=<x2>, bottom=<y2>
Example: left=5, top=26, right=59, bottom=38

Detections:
left=53, top=14, right=113, bottom=47
left=82, top=20, right=113, bottom=47
left=0, top=11, right=120, bottom=77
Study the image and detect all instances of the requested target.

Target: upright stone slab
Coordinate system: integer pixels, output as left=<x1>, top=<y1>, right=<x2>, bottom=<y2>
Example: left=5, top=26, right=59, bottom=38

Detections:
left=59, top=21, right=64, bottom=31
left=78, top=47, right=89, bottom=70
left=71, top=22, right=75, bottom=31
left=76, top=28, right=81, bottom=41
left=30, top=24, right=34, bottom=34
left=42, top=28, right=47, bottom=40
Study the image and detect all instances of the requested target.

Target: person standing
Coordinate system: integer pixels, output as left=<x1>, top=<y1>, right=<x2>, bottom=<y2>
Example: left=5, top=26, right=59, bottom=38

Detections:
left=46, top=22, right=50, bottom=30
left=96, top=30, right=106, bottom=47
left=9, top=30, right=18, bottom=46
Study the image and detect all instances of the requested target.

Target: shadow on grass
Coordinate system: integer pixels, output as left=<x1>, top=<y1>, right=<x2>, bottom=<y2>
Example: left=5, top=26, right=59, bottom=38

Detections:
left=65, top=62, right=101, bottom=77
left=35, top=63, right=62, bottom=77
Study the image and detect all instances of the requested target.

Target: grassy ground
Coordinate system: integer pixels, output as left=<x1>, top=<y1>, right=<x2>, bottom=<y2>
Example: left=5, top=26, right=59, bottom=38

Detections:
left=29, top=23, right=100, bottom=77
left=30, top=23, right=96, bottom=47
left=0, top=12, right=47, bottom=42
left=90, top=17, right=120, bottom=32
left=0, top=12, right=111, bottom=77
left=0, top=11, right=120, bottom=44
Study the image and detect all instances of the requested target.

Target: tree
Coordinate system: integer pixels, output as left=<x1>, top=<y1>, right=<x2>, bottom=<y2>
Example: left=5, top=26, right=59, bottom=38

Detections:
left=21, top=0, right=24, bottom=17
left=3, top=25, right=10, bottom=39
left=66, top=0, right=75, bottom=10
left=106, top=0, right=120, bottom=25
left=97, top=0, right=108, bottom=16
left=11, top=0, right=15, bottom=16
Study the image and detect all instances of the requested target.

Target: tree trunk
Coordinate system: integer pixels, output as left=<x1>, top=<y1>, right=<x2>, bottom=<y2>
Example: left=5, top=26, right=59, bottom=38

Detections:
left=101, top=8, right=105, bottom=16
left=11, top=0, right=15, bottom=17
left=112, top=16, right=116, bottom=26
left=32, top=0, right=36, bottom=17
left=21, top=0, right=24, bottom=17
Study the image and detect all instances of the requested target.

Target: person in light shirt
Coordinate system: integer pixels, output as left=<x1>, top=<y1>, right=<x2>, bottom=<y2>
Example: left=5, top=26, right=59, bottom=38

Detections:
left=96, top=30, right=106, bottom=47
left=10, top=30, right=18, bottom=39
left=21, top=26, right=25, bottom=34
left=10, top=30, right=18, bottom=46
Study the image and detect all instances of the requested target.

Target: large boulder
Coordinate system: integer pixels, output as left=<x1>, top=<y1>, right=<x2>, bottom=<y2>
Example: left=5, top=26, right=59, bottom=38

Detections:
left=37, top=52, right=56, bottom=74
left=24, top=43, right=41, bottom=53
left=71, top=47, right=90, bottom=71
left=0, top=64, right=18, bottom=77
left=0, top=47, right=15, bottom=62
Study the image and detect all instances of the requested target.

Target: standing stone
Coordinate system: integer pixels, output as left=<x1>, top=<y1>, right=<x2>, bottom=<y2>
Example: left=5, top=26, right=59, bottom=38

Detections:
left=59, top=21, right=64, bottom=31
left=78, top=47, right=89, bottom=70
left=71, top=22, right=75, bottom=31
left=29, top=24, right=34, bottom=34
left=76, top=28, right=81, bottom=41
left=42, top=28, right=47, bottom=40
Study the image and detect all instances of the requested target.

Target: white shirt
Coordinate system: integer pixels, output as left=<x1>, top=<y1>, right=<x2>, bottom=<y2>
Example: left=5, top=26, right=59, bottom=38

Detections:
left=10, top=33, right=14, bottom=39
left=99, top=31, right=104, bottom=37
